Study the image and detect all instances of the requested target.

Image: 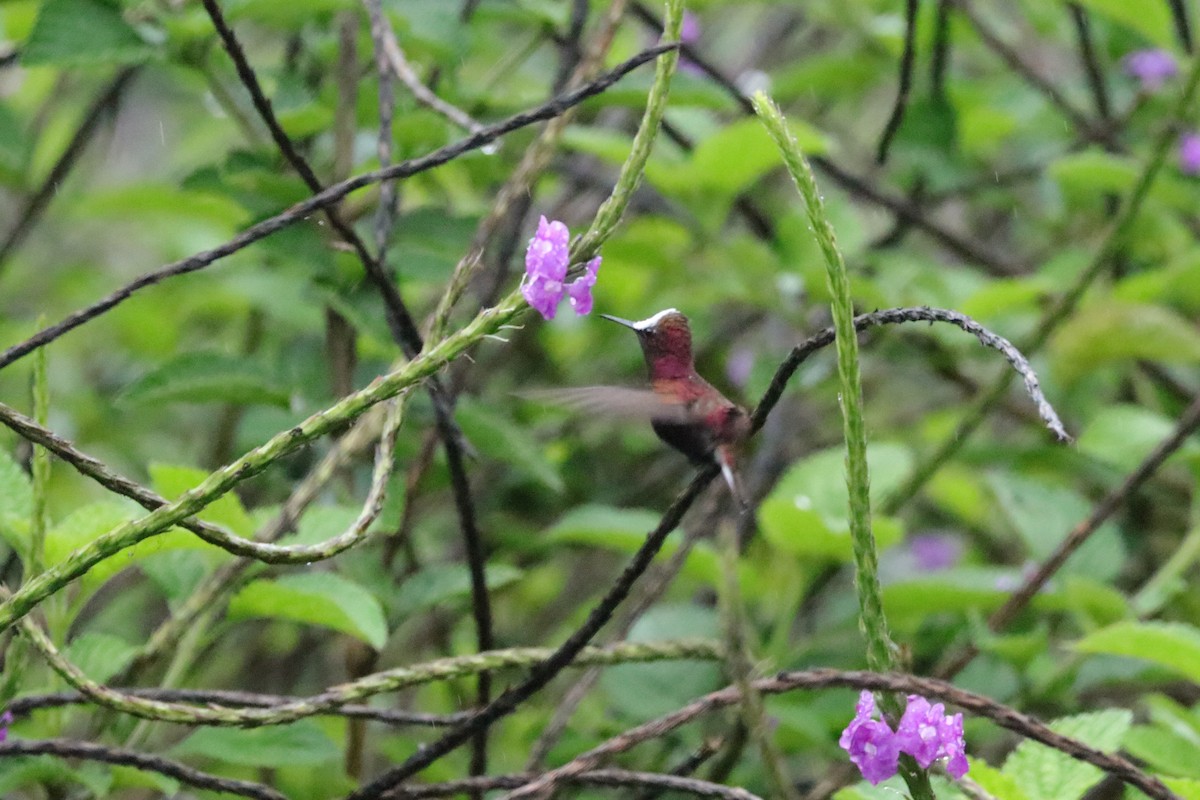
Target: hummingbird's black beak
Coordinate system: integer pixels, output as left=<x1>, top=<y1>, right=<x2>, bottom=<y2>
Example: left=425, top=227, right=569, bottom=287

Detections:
left=599, top=314, right=638, bottom=330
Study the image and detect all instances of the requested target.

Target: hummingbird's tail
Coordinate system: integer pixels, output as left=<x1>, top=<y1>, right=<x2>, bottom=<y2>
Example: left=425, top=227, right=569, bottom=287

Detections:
left=716, top=447, right=749, bottom=512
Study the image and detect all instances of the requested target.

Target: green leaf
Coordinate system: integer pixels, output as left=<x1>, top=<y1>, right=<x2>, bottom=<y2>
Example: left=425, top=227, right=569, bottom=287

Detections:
left=986, top=472, right=1124, bottom=580
left=1070, top=0, right=1175, bottom=47
left=0, top=757, right=111, bottom=797
left=110, top=765, right=179, bottom=797
left=1002, top=709, right=1132, bottom=800
left=962, top=761, right=1030, bottom=800
left=1050, top=302, right=1200, bottom=385
left=1075, top=621, right=1200, bottom=681
left=391, top=563, right=523, bottom=619
left=149, top=463, right=255, bottom=536
left=1165, top=778, right=1200, bottom=800
left=228, top=572, right=389, bottom=649
left=1077, top=404, right=1190, bottom=471
left=758, top=444, right=911, bottom=561
left=63, top=632, right=137, bottom=683
left=1124, top=725, right=1200, bottom=779
left=600, top=604, right=723, bottom=720
left=457, top=399, right=563, bottom=492
left=546, top=505, right=719, bottom=584
left=0, top=448, right=33, bottom=555
left=170, top=721, right=338, bottom=767
left=22, top=0, right=153, bottom=66
left=119, top=352, right=290, bottom=408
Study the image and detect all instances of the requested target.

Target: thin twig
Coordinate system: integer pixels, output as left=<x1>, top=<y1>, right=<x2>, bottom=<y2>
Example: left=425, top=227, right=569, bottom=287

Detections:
left=0, top=739, right=286, bottom=800
left=1067, top=4, right=1110, bottom=121
left=936, top=388, right=1200, bottom=678
left=876, top=0, right=919, bottom=164
left=376, top=18, right=482, bottom=133
left=0, top=43, right=677, bottom=371
left=383, top=769, right=760, bottom=799
left=0, top=397, right=408, bottom=564
left=0, top=68, right=138, bottom=273
left=1168, top=0, right=1194, bottom=53
left=951, top=0, right=1114, bottom=147
left=520, top=670, right=1177, bottom=800
left=751, top=306, right=1068, bottom=441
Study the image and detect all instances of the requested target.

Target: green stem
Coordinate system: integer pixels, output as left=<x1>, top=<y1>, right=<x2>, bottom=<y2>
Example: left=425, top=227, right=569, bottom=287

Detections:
left=716, top=520, right=800, bottom=800
left=0, top=290, right=528, bottom=633
left=29, top=331, right=49, bottom=578
left=575, top=0, right=683, bottom=261
left=755, top=93, right=934, bottom=800
left=882, top=49, right=1200, bottom=515
left=18, top=606, right=718, bottom=727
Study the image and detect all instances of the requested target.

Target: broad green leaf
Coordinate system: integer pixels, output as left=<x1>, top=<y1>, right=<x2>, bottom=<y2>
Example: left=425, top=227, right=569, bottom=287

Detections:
left=63, top=632, right=137, bottom=683
left=391, top=563, right=523, bottom=619
left=1074, top=621, right=1200, bottom=681
left=1077, top=404, right=1188, bottom=471
left=1002, top=709, right=1132, bottom=800
left=229, top=572, right=389, bottom=649
left=22, top=0, right=153, bottom=66
left=882, top=569, right=1009, bottom=626
left=1069, top=0, right=1175, bottom=47
left=457, top=399, right=563, bottom=492
left=43, top=502, right=138, bottom=583
left=149, top=463, right=255, bottom=536
left=1124, top=725, right=1200, bottom=779
left=966, top=760, right=1030, bottom=800
left=1050, top=302, right=1200, bottom=385
left=1166, top=778, right=1200, bottom=800
left=758, top=444, right=911, bottom=561
left=547, top=505, right=719, bottom=584
left=600, top=604, right=722, bottom=720
left=0, top=449, right=33, bottom=554
left=986, top=472, right=1124, bottom=580
left=170, top=721, right=338, bottom=767
left=139, top=549, right=212, bottom=608
left=119, top=352, right=290, bottom=408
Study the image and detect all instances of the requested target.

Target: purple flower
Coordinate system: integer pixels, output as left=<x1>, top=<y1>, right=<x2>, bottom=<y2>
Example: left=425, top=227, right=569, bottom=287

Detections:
left=521, top=217, right=602, bottom=320
left=840, top=692, right=969, bottom=784
left=1124, top=49, right=1178, bottom=92
left=840, top=692, right=900, bottom=785
left=1180, top=131, right=1200, bottom=176
left=0, top=709, right=12, bottom=743
left=565, top=256, right=601, bottom=316
left=680, top=11, right=701, bottom=44
left=908, top=533, right=963, bottom=572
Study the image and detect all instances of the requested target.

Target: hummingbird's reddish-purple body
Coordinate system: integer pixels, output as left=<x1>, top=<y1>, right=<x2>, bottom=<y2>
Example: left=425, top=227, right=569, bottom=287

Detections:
left=601, top=309, right=751, bottom=507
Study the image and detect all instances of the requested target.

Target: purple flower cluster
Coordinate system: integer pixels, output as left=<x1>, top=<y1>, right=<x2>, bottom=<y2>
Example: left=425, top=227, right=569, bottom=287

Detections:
left=0, top=709, right=12, bottom=743
left=1124, top=49, right=1178, bottom=92
left=522, top=216, right=602, bottom=320
left=840, top=692, right=968, bottom=784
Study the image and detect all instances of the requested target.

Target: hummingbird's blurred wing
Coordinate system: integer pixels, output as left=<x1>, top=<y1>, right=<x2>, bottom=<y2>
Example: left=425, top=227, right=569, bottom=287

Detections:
left=522, top=386, right=693, bottom=423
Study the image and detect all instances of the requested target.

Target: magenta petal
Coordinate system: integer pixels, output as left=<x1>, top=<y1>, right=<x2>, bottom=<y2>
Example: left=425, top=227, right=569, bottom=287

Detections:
left=565, top=277, right=594, bottom=316
left=526, top=216, right=570, bottom=282
left=845, top=720, right=900, bottom=785
left=522, top=275, right=564, bottom=320
left=896, top=695, right=944, bottom=768
left=1179, top=132, right=1200, bottom=176
left=1124, top=49, right=1178, bottom=91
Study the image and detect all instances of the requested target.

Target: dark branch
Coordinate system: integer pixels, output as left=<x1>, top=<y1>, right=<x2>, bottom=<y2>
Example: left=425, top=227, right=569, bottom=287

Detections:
left=382, top=769, right=760, bottom=799
left=0, top=42, right=677, bottom=371
left=876, top=0, right=920, bottom=164
left=0, top=68, right=138, bottom=274
left=0, top=739, right=286, bottom=800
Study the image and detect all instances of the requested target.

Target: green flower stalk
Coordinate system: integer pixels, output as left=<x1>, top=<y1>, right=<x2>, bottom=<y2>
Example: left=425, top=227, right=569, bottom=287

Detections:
left=754, top=93, right=934, bottom=800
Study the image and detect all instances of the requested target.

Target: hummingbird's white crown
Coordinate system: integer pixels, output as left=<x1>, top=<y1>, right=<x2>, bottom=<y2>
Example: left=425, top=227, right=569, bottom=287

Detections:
left=631, top=308, right=681, bottom=331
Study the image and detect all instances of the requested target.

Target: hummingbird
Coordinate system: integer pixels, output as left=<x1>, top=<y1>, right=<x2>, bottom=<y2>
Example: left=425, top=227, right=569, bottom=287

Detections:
left=540, top=309, right=752, bottom=508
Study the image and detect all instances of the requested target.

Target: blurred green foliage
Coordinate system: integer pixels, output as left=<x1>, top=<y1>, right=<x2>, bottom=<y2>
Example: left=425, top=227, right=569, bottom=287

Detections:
left=0, top=0, right=1198, bottom=798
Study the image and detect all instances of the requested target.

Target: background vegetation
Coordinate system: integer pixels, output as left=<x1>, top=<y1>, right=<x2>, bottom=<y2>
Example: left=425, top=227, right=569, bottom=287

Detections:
left=0, top=0, right=1198, bottom=798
